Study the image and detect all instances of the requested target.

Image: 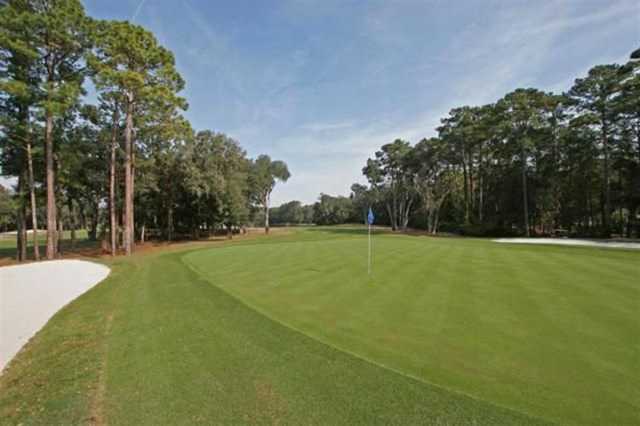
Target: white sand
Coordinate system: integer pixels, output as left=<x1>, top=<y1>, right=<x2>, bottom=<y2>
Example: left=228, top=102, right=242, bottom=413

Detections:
left=493, top=238, right=640, bottom=250
left=0, top=260, right=110, bottom=372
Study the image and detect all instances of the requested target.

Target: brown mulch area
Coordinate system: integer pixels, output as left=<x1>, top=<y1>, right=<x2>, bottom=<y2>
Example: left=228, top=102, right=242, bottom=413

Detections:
left=0, top=227, right=292, bottom=268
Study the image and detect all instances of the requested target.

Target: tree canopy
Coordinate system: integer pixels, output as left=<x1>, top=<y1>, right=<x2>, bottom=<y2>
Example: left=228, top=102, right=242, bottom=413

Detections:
left=0, top=0, right=290, bottom=261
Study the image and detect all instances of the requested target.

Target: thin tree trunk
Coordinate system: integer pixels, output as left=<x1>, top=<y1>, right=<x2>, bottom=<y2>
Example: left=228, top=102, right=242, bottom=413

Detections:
left=57, top=209, right=64, bottom=256
left=16, top=172, right=28, bottom=261
left=109, top=107, right=119, bottom=256
left=402, top=197, right=413, bottom=230
left=120, top=206, right=126, bottom=248
left=167, top=205, right=173, bottom=242
left=392, top=182, right=398, bottom=230
left=45, top=111, right=57, bottom=259
left=462, top=151, right=470, bottom=224
left=131, top=149, right=135, bottom=245
left=385, top=203, right=394, bottom=230
left=602, top=116, right=611, bottom=236
left=123, top=94, right=134, bottom=255
left=467, top=150, right=474, bottom=219
left=140, top=223, right=145, bottom=244
left=264, top=193, right=270, bottom=234
left=478, top=153, right=484, bottom=223
left=522, top=144, right=530, bottom=237
left=69, top=199, right=76, bottom=250
left=25, top=119, right=40, bottom=260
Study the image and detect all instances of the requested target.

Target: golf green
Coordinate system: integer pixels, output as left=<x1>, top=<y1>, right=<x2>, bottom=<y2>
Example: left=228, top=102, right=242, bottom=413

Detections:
left=1, top=228, right=637, bottom=424
left=185, top=228, right=640, bottom=425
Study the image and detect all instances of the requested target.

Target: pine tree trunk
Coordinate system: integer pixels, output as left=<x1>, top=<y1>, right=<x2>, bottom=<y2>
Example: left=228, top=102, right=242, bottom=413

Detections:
left=26, top=119, right=40, bottom=260
left=124, top=94, right=134, bottom=255
left=109, top=107, right=119, bottom=256
left=21, top=108, right=40, bottom=260
left=478, top=157, right=484, bottom=223
left=391, top=183, right=398, bottom=231
left=69, top=199, right=76, bottom=250
left=16, top=172, right=28, bottom=262
left=522, top=145, right=530, bottom=237
left=461, top=143, right=470, bottom=225
left=602, top=116, right=611, bottom=236
left=131, top=150, right=135, bottom=245
left=467, top=150, right=474, bottom=219
left=167, top=206, right=173, bottom=242
left=264, top=193, right=270, bottom=234
left=45, top=112, right=57, bottom=259
left=120, top=207, right=125, bottom=248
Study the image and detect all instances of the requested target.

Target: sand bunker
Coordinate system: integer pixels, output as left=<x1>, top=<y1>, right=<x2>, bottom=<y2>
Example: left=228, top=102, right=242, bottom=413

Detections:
left=0, top=260, right=110, bottom=371
left=493, top=238, right=640, bottom=250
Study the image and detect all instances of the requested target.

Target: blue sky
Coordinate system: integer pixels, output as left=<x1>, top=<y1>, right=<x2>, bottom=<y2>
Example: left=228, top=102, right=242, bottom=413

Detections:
left=8, top=0, right=637, bottom=205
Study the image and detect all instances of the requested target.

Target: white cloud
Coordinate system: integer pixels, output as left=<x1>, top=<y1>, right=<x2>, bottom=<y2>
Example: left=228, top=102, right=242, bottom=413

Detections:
left=299, top=120, right=356, bottom=132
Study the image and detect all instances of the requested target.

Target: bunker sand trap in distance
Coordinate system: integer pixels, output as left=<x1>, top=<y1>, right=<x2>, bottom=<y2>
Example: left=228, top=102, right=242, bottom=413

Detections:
left=493, top=238, right=640, bottom=250
left=0, top=260, right=110, bottom=371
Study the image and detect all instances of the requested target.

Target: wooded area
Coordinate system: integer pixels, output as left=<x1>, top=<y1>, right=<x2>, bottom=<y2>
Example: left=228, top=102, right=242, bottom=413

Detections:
left=279, top=49, right=640, bottom=238
left=362, top=50, right=640, bottom=237
left=0, top=0, right=289, bottom=261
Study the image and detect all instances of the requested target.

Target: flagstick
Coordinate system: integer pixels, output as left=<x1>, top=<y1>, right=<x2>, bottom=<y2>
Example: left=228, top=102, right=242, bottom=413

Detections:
left=368, top=223, right=372, bottom=275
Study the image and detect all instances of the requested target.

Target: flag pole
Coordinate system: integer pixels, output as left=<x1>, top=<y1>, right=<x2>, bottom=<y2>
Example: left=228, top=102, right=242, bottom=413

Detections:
left=368, top=222, right=371, bottom=275
left=367, top=206, right=374, bottom=276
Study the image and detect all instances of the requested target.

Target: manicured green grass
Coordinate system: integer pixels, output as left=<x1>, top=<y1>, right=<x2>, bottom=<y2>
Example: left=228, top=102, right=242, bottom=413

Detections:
left=185, top=228, right=640, bottom=425
left=1, top=228, right=637, bottom=424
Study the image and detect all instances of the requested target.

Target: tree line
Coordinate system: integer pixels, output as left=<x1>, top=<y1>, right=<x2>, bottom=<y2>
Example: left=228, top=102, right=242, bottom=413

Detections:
left=278, top=48, right=639, bottom=238
left=0, top=0, right=289, bottom=262
left=346, top=49, right=640, bottom=237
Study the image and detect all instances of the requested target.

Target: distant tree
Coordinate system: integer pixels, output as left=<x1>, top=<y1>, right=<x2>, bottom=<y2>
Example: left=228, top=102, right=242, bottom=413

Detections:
left=217, top=136, right=250, bottom=238
left=0, top=184, right=16, bottom=232
left=497, top=88, right=555, bottom=236
left=31, top=0, right=91, bottom=259
left=437, top=107, right=481, bottom=225
left=273, top=200, right=304, bottom=224
left=569, top=65, right=622, bottom=236
left=350, top=183, right=374, bottom=224
left=302, top=204, right=315, bottom=223
left=90, top=20, right=186, bottom=254
left=363, top=139, right=414, bottom=231
left=249, top=155, right=290, bottom=234
left=615, top=50, right=640, bottom=236
left=0, top=0, right=43, bottom=260
left=408, top=137, right=460, bottom=234
left=313, top=193, right=355, bottom=225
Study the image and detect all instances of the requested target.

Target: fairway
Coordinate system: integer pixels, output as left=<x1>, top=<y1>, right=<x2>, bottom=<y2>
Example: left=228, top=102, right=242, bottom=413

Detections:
left=1, top=228, right=638, bottom=425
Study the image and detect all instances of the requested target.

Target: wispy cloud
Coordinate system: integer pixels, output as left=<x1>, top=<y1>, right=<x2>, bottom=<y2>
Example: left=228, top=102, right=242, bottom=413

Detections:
left=130, top=0, right=146, bottom=22
left=83, top=0, right=639, bottom=206
left=299, top=120, right=356, bottom=132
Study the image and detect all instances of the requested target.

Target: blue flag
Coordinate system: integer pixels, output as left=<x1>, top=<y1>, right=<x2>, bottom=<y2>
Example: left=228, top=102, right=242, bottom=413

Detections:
left=367, top=207, right=375, bottom=225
